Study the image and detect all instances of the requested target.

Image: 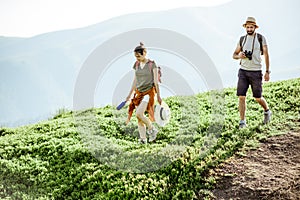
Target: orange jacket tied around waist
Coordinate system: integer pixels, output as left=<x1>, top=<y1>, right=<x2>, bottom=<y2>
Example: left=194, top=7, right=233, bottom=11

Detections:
left=127, top=87, right=156, bottom=123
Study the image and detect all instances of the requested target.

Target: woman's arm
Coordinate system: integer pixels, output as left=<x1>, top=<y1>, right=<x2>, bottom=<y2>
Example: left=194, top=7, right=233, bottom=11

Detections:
left=153, top=67, right=162, bottom=104
left=126, top=75, right=136, bottom=101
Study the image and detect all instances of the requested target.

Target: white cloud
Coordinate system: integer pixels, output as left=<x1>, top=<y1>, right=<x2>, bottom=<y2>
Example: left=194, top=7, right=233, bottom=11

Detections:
left=0, top=0, right=232, bottom=37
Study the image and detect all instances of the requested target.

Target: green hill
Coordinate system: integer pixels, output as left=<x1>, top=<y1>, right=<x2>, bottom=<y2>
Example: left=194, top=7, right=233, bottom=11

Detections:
left=1, top=78, right=299, bottom=200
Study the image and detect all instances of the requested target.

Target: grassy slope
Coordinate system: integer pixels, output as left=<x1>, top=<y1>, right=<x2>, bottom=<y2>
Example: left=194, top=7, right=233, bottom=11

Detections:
left=0, top=78, right=299, bottom=200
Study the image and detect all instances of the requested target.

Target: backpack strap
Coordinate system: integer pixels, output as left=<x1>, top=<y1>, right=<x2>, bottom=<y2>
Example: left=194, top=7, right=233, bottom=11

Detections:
left=148, top=60, right=153, bottom=72
left=240, top=34, right=264, bottom=55
left=257, top=33, right=263, bottom=55
left=239, top=36, right=246, bottom=51
left=135, top=61, right=139, bottom=70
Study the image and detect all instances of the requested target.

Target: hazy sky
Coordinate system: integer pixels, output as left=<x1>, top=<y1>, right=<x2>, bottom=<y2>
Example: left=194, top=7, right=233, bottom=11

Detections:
left=0, top=0, right=232, bottom=37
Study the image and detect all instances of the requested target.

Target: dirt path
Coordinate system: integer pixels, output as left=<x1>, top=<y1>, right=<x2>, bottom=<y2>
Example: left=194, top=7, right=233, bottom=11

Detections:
left=212, top=131, right=300, bottom=200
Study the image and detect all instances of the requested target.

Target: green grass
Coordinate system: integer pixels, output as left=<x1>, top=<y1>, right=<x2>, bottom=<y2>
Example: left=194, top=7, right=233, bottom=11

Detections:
left=0, top=78, right=299, bottom=199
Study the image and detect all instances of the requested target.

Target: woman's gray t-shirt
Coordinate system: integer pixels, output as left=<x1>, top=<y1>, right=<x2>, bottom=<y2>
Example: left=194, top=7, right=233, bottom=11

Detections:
left=133, top=60, right=157, bottom=92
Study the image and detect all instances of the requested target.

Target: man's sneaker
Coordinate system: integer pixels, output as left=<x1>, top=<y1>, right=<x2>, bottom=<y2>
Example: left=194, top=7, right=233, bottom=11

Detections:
left=264, top=110, right=272, bottom=124
left=138, top=138, right=147, bottom=144
left=148, top=127, right=158, bottom=142
left=239, top=120, right=247, bottom=129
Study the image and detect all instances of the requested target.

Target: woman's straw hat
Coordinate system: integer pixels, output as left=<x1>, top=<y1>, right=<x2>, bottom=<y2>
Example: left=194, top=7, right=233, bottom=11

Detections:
left=154, top=101, right=171, bottom=127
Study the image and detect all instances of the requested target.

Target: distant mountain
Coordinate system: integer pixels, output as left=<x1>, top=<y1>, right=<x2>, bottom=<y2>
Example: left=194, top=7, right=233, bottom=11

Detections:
left=0, top=0, right=299, bottom=127
left=0, top=36, right=25, bottom=48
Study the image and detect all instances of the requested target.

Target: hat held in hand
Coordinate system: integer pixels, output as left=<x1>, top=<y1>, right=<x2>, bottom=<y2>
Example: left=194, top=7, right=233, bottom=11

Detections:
left=154, top=101, right=171, bottom=127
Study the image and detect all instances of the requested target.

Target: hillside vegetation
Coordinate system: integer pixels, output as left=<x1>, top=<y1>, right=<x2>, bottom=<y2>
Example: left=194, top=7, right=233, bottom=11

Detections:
left=1, top=78, right=299, bottom=199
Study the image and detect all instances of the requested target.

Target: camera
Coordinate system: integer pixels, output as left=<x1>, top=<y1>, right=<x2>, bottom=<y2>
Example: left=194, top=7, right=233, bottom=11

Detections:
left=244, top=50, right=252, bottom=60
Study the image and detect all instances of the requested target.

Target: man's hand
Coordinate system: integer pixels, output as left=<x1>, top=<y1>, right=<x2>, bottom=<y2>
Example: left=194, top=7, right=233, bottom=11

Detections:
left=264, top=72, right=270, bottom=81
left=238, top=51, right=246, bottom=59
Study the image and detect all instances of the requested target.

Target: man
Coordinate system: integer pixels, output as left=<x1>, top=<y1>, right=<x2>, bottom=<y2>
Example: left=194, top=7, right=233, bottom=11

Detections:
left=233, top=17, right=272, bottom=128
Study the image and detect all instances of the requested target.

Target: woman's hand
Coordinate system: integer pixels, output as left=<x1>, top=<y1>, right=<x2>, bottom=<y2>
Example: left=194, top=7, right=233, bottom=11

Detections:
left=126, top=95, right=131, bottom=102
left=157, top=94, right=162, bottom=105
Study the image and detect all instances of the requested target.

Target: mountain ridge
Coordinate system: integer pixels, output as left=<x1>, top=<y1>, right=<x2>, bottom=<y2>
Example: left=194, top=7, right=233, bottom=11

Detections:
left=1, top=0, right=299, bottom=127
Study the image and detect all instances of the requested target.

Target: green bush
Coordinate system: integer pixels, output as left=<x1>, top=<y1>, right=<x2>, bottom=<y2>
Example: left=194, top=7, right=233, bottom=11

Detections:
left=0, top=78, right=299, bottom=199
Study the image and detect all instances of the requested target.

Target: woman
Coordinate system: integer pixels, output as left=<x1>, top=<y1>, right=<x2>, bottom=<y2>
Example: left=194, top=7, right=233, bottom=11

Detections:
left=126, top=42, right=162, bottom=144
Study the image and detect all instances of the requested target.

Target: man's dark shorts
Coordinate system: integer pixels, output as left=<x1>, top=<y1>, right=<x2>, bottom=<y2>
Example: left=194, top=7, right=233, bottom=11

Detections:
left=237, top=68, right=263, bottom=98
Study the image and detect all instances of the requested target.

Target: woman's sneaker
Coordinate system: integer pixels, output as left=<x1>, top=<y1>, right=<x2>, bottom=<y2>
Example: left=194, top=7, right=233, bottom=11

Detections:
left=147, top=127, right=158, bottom=142
left=138, top=138, right=147, bottom=144
left=239, top=120, right=247, bottom=129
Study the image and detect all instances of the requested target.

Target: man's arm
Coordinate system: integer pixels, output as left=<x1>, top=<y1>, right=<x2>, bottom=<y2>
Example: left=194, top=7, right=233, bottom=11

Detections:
left=233, top=44, right=246, bottom=60
left=263, top=45, right=270, bottom=81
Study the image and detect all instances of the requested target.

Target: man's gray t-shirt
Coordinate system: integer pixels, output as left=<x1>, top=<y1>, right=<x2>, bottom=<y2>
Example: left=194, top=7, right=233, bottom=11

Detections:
left=239, top=33, right=267, bottom=71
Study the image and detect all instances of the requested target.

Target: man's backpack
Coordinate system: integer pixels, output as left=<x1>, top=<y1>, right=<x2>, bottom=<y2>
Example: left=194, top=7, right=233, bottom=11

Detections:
left=135, top=60, right=162, bottom=83
left=239, top=33, right=264, bottom=55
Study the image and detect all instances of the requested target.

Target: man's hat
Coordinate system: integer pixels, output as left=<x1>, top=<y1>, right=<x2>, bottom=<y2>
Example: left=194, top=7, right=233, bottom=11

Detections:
left=154, top=101, right=171, bottom=127
left=243, top=17, right=259, bottom=28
